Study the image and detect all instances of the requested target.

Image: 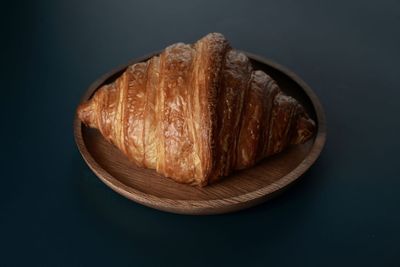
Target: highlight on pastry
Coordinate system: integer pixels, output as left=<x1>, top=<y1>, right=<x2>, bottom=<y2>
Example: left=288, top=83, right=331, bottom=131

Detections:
left=77, top=32, right=316, bottom=186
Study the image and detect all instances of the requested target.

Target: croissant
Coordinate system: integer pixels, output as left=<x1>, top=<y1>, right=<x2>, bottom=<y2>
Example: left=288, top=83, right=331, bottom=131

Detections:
left=77, top=33, right=315, bottom=186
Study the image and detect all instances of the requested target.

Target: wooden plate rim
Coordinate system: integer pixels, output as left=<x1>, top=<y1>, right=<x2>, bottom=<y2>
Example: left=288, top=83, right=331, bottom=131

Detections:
left=73, top=51, right=327, bottom=215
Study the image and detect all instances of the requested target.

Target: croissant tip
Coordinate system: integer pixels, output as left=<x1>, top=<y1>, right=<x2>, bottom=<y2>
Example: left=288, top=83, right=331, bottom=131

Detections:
left=291, top=113, right=316, bottom=144
left=77, top=100, right=96, bottom=128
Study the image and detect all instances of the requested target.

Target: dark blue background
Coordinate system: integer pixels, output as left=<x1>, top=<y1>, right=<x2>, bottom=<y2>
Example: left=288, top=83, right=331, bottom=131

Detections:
left=2, top=0, right=399, bottom=266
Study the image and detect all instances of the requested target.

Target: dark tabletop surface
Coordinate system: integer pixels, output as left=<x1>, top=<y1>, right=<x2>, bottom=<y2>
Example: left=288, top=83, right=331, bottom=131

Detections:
left=2, top=0, right=400, bottom=266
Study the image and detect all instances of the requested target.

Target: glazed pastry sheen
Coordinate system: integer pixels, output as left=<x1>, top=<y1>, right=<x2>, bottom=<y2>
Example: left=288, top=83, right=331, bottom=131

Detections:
left=77, top=33, right=315, bottom=186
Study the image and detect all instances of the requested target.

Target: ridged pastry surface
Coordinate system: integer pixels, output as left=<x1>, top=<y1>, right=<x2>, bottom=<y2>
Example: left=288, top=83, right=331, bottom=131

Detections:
left=77, top=33, right=315, bottom=186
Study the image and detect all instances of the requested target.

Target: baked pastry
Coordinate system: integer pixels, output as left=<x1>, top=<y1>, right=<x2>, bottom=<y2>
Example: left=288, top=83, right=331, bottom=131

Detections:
left=77, top=33, right=315, bottom=186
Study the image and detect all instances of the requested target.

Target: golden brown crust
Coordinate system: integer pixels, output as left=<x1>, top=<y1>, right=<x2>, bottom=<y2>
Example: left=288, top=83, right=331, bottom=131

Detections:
left=159, top=43, right=195, bottom=181
left=77, top=33, right=316, bottom=186
left=143, top=57, right=159, bottom=168
left=212, top=50, right=252, bottom=180
left=236, top=72, right=264, bottom=169
left=191, top=33, right=229, bottom=185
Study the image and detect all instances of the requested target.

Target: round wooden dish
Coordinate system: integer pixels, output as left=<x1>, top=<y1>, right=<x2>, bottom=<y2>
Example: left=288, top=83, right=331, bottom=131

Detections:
left=74, top=51, right=326, bottom=215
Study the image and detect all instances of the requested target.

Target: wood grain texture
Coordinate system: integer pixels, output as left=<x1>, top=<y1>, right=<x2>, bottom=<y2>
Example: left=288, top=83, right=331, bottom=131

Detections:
left=74, top=51, right=327, bottom=215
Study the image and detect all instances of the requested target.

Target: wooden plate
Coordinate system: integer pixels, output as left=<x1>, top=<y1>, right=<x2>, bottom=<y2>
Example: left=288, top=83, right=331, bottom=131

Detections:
left=74, top=51, right=326, bottom=215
